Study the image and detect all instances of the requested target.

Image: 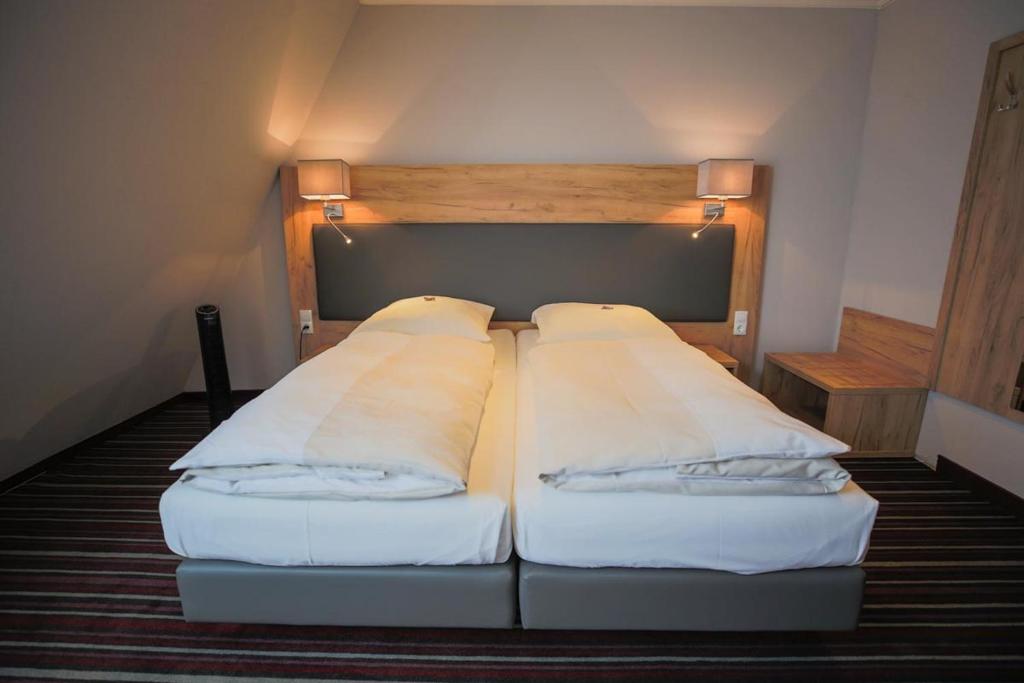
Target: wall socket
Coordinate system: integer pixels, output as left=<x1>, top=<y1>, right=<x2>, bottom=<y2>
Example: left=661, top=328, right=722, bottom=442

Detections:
left=733, top=310, right=748, bottom=336
left=299, top=309, right=314, bottom=335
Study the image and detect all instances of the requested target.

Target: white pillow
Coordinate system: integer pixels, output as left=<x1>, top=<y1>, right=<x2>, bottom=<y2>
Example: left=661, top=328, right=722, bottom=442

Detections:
left=353, top=296, right=494, bottom=342
left=531, top=302, right=677, bottom=344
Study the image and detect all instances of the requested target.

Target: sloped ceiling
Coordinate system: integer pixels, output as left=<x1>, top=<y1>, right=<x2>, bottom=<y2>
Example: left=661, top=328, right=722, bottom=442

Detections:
left=269, top=0, right=360, bottom=145
left=0, top=0, right=357, bottom=481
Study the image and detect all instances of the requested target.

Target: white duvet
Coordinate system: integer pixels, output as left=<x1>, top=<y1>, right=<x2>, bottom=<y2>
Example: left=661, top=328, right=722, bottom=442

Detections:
left=171, top=331, right=495, bottom=499
left=530, top=337, right=851, bottom=494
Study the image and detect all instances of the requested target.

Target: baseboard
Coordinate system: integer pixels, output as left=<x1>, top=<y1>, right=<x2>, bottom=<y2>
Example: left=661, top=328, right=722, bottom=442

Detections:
left=936, top=455, right=1024, bottom=521
left=0, top=390, right=260, bottom=495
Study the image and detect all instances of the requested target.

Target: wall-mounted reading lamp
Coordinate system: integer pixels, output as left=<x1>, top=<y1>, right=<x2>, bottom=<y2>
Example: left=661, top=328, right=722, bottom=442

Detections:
left=298, top=159, right=353, bottom=245
left=692, top=158, right=754, bottom=239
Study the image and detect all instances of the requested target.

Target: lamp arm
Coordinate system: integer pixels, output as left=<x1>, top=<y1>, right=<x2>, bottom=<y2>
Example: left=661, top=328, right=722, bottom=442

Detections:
left=325, top=205, right=353, bottom=245
left=691, top=211, right=720, bottom=239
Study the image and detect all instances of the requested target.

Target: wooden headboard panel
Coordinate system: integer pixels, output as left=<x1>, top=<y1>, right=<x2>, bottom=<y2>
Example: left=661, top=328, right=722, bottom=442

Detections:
left=280, top=164, right=771, bottom=381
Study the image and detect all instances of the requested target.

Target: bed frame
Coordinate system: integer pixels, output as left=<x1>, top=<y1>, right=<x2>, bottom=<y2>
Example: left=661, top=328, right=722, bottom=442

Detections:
left=174, top=162, right=865, bottom=632
left=176, top=557, right=862, bottom=630
left=519, top=562, right=864, bottom=631
left=177, top=559, right=517, bottom=628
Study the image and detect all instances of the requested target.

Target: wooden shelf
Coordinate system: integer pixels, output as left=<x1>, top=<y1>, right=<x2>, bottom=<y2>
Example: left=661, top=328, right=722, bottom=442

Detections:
left=764, top=352, right=927, bottom=394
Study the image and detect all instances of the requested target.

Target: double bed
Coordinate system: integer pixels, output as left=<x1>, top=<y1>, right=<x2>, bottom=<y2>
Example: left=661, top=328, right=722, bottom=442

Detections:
left=160, top=305, right=877, bottom=631
left=159, top=189, right=877, bottom=630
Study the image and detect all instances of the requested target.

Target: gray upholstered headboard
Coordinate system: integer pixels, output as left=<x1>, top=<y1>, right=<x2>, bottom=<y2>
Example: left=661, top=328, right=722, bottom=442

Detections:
left=312, top=223, right=734, bottom=322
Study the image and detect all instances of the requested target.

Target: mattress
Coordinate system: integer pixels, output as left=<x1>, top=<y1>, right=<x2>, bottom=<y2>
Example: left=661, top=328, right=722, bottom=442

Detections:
left=513, top=329, right=878, bottom=575
left=160, top=329, right=516, bottom=567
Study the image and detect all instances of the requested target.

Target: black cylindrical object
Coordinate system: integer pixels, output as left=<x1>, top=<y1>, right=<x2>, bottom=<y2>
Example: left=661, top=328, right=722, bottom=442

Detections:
left=195, top=305, right=233, bottom=429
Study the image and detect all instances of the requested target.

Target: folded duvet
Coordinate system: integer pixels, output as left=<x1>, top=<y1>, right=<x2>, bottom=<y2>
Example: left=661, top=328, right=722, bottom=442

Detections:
left=171, top=331, right=495, bottom=499
left=530, top=337, right=850, bottom=494
left=180, top=464, right=465, bottom=499
left=542, top=457, right=851, bottom=495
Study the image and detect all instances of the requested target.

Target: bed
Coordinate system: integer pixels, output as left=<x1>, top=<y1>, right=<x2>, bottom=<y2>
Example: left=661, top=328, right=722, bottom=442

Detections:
left=160, top=326, right=518, bottom=628
left=245, top=164, right=863, bottom=631
left=514, top=327, right=878, bottom=631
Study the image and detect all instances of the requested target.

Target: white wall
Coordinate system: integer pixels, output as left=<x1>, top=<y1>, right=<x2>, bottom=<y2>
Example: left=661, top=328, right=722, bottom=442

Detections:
left=0, top=0, right=356, bottom=481
left=839, top=0, right=1024, bottom=496
left=294, top=5, right=879, bottom=376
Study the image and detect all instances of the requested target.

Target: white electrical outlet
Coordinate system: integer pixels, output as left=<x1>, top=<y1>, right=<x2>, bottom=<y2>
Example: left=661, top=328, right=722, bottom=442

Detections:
left=299, top=309, right=314, bottom=335
left=733, top=310, right=748, bottom=336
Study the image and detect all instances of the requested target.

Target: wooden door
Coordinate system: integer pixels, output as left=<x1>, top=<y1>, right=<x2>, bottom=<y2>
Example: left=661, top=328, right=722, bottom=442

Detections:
left=933, top=31, right=1024, bottom=423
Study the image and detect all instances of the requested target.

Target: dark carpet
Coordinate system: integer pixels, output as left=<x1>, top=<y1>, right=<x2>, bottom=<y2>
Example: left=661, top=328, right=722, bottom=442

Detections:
left=0, top=395, right=1022, bottom=682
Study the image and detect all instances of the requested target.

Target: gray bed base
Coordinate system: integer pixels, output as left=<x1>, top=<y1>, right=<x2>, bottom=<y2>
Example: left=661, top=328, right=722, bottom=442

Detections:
left=518, top=561, right=864, bottom=631
left=177, top=557, right=863, bottom=631
left=176, top=558, right=517, bottom=628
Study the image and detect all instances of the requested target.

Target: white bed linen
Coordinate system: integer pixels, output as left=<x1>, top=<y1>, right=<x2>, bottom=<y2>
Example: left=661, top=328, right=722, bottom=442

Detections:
left=170, top=331, right=494, bottom=492
left=160, top=330, right=516, bottom=567
left=529, top=335, right=849, bottom=483
left=513, top=330, right=878, bottom=574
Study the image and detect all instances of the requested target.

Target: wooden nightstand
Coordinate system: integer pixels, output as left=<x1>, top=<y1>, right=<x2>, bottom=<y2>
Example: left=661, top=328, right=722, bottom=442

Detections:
left=694, top=344, right=739, bottom=375
left=761, top=352, right=928, bottom=456
left=760, top=307, right=934, bottom=457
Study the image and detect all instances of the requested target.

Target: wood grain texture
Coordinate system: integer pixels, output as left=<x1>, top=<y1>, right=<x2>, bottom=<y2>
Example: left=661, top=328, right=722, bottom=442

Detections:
left=761, top=352, right=929, bottom=395
left=761, top=360, right=828, bottom=431
left=824, top=391, right=928, bottom=457
left=761, top=354, right=928, bottom=457
left=930, top=33, right=1022, bottom=383
left=693, top=344, right=739, bottom=373
left=763, top=352, right=928, bottom=394
left=280, top=169, right=326, bottom=354
left=837, top=307, right=935, bottom=384
left=727, top=166, right=770, bottom=384
left=761, top=307, right=933, bottom=456
left=931, top=31, right=1024, bottom=424
left=299, top=343, right=334, bottom=364
left=280, top=164, right=771, bottom=381
left=343, top=165, right=707, bottom=224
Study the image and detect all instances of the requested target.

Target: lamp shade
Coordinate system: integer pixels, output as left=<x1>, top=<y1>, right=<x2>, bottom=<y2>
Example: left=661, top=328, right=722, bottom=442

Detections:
left=298, top=159, right=351, bottom=200
left=696, top=159, right=754, bottom=199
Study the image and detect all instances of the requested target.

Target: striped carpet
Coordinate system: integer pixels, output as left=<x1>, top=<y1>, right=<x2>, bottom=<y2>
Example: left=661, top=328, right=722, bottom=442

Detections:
left=1, top=395, right=1022, bottom=682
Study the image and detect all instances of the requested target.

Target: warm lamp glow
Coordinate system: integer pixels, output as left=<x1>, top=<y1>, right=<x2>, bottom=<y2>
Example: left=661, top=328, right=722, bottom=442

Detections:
left=696, top=159, right=754, bottom=200
left=298, top=159, right=351, bottom=200
left=692, top=158, right=754, bottom=239
left=298, top=159, right=354, bottom=246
